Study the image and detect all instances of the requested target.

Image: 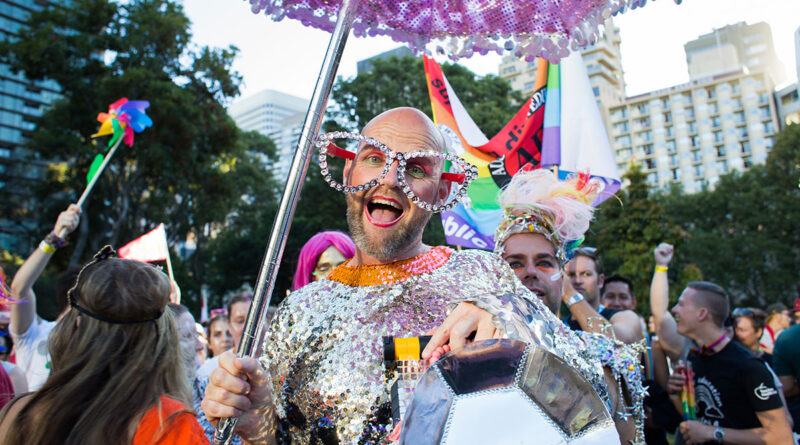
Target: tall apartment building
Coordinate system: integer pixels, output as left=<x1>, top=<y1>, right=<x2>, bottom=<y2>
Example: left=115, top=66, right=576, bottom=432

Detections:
left=795, top=26, right=800, bottom=82
left=0, top=0, right=62, bottom=252
left=684, top=22, right=786, bottom=85
left=608, top=70, right=779, bottom=193
left=228, top=89, right=308, bottom=183
left=498, top=18, right=625, bottom=131
left=775, top=27, right=800, bottom=129
left=356, top=46, right=414, bottom=74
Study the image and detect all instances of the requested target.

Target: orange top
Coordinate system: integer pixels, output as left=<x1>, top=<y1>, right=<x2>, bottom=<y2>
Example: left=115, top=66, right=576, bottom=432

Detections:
left=132, top=395, right=209, bottom=445
left=327, top=246, right=454, bottom=287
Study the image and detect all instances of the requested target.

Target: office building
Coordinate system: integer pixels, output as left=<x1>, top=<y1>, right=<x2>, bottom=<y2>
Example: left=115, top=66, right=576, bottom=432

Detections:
left=684, top=22, right=786, bottom=85
left=0, top=0, right=62, bottom=252
left=794, top=25, right=800, bottom=82
left=608, top=70, right=779, bottom=193
left=356, top=46, right=414, bottom=74
left=775, top=84, right=800, bottom=128
left=228, top=89, right=308, bottom=182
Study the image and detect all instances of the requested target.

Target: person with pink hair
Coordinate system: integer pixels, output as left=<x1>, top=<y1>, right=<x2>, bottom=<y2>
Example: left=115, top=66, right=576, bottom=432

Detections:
left=292, top=231, right=356, bottom=290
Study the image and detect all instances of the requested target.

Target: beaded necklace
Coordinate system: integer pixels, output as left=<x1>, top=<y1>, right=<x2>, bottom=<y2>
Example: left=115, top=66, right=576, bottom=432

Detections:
left=327, top=246, right=454, bottom=287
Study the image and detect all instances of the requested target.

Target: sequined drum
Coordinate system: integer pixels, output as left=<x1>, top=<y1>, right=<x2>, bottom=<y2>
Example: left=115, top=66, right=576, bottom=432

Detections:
left=400, top=339, right=619, bottom=445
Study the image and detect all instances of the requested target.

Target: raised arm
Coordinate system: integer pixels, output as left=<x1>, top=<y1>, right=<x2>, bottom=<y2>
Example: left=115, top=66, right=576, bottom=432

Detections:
left=649, top=243, right=685, bottom=360
left=10, top=204, right=80, bottom=335
left=563, top=273, right=643, bottom=344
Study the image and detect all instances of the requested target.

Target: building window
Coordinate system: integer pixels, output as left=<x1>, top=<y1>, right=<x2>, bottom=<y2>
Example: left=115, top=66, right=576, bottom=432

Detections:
left=733, top=98, right=743, bottom=109
left=737, top=126, right=749, bottom=139
left=734, top=111, right=745, bottom=124
left=612, top=108, right=628, bottom=119
left=740, top=141, right=751, bottom=153
left=0, top=148, right=11, bottom=158
left=639, top=130, right=653, bottom=142
left=743, top=156, right=752, bottom=168
left=666, top=140, right=677, bottom=153
left=765, top=136, right=775, bottom=148
left=640, top=144, right=654, bottom=156
left=666, top=126, right=675, bottom=138
left=716, top=145, right=726, bottom=157
left=731, top=82, right=741, bottom=95
left=760, top=107, right=771, bottom=119
left=644, top=159, right=656, bottom=170
left=764, top=121, right=775, bottom=134
left=712, top=116, right=721, bottom=128
left=662, top=98, right=670, bottom=108
left=671, top=168, right=681, bottom=181
left=714, top=131, right=724, bottom=143
left=664, top=112, right=672, bottom=123
left=692, top=150, right=702, bottom=163
left=647, top=172, right=658, bottom=184
left=616, top=135, right=631, bottom=146
left=614, top=122, right=629, bottom=133
left=707, top=87, right=717, bottom=99
left=709, top=102, right=719, bottom=115
left=759, top=92, right=769, bottom=105
left=636, top=118, right=651, bottom=129
left=689, top=122, right=698, bottom=134
left=717, top=160, right=728, bottom=174
left=592, top=87, right=600, bottom=97
left=634, top=103, right=649, bottom=114
left=501, top=66, right=517, bottom=75
left=523, top=81, right=536, bottom=91
left=694, top=165, right=704, bottom=177
left=669, top=154, right=679, bottom=167
left=686, top=107, right=695, bottom=119
left=692, top=135, right=701, bottom=148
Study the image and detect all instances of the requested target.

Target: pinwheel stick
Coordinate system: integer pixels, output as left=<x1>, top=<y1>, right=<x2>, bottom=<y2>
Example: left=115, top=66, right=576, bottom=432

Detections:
left=212, top=0, right=360, bottom=443
left=57, top=137, right=124, bottom=239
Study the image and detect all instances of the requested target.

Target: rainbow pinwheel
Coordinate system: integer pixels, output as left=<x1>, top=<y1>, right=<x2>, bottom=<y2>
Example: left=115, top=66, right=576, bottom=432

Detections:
left=64, top=97, right=153, bottom=217
left=91, top=98, right=152, bottom=148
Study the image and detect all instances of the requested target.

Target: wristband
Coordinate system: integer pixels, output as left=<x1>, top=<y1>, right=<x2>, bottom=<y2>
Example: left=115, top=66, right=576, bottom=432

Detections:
left=654, top=265, right=668, bottom=273
left=45, top=231, right=67, bottom=248
left=39, top=240, right=57, bottom=254
left=566, top=293, right=585, bottom=308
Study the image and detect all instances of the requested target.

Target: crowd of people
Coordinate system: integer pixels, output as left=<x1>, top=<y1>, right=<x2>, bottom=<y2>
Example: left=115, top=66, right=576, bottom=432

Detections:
left=0, top=107, right=797, bottom=444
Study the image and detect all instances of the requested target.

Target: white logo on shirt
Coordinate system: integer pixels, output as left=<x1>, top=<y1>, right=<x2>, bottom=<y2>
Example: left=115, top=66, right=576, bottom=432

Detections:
left=696, top=377, right=724, bottom=420
left=754, top=383, right=778, bottom=401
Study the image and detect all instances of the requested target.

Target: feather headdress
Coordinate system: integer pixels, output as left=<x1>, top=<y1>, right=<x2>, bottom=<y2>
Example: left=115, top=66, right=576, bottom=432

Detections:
left=494, top=169, right=601, bottom=264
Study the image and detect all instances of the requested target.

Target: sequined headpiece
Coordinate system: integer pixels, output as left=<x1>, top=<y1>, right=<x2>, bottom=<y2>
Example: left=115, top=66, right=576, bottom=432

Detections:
left=494, top=170, right=601, bottom=265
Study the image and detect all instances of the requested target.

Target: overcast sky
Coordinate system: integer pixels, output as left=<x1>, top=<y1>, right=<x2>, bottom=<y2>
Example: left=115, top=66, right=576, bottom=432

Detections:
left=184, top=0, right=800, bottom=102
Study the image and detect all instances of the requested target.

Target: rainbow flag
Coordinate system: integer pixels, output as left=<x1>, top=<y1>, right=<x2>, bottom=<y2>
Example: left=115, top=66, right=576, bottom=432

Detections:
left=423, top=54, right=620, bottom=250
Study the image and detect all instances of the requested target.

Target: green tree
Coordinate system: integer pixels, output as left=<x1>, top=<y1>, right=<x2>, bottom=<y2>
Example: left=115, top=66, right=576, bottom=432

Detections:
left=0, top=0, right=275, bottom=310
left=586, top=164, right=687, bottom=314
left=659, top=123, right=800, bottom=306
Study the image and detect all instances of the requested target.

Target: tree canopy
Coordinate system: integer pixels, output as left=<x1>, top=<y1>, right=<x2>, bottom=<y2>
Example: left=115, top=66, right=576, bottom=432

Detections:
left=0, top=0, right=276, bottom=313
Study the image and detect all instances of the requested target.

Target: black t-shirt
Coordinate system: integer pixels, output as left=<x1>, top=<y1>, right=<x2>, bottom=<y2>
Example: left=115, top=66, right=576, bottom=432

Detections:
left=564, top=306, right=619, bottom=331
left=688, top=341, right=784, bottom=429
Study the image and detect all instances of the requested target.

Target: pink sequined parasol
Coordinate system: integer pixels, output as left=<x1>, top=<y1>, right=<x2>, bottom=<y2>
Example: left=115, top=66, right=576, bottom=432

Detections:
left=246, top=0, right=671, bottom=62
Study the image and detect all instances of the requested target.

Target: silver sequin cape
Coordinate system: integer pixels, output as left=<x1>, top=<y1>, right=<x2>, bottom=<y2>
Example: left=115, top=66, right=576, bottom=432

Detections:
left=260, top=249, right=644, bottom=444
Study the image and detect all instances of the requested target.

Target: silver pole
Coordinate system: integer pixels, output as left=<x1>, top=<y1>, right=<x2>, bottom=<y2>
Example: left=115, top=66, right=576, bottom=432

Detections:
left=212, top=0, right=360, bottom=443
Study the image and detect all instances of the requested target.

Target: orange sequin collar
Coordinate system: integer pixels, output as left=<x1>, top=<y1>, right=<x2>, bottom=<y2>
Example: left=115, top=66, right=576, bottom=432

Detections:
left=327, top=246, right=454, bottom=287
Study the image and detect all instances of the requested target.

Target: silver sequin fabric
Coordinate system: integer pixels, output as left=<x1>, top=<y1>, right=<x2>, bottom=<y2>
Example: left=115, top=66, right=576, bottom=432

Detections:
left=260, top=248, right=643, bottom=444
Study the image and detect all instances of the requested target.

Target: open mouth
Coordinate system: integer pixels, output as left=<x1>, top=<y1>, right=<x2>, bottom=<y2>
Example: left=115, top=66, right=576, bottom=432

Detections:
left=365, top=195, right=405, bottom=227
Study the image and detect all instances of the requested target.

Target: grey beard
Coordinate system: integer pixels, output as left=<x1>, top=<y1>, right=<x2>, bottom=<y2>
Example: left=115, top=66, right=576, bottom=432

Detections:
left=346, top=195, right=430, bottom=262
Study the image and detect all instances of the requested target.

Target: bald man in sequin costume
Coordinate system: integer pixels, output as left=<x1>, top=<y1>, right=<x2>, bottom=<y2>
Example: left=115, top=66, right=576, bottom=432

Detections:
left=202, top=108, right=643, bottom=445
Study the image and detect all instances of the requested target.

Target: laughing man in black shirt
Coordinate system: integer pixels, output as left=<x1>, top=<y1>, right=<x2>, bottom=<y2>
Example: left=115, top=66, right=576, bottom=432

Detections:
left=667, top=281, right=792, bottom=444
